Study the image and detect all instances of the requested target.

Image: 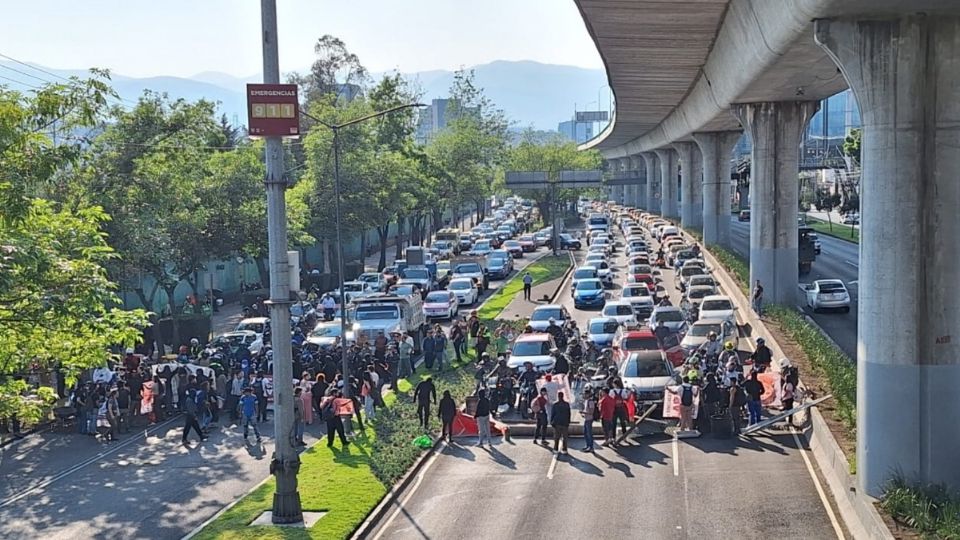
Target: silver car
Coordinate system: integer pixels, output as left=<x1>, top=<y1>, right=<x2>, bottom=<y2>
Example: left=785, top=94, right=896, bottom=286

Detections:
left=805, top=279, right=851, bottom=313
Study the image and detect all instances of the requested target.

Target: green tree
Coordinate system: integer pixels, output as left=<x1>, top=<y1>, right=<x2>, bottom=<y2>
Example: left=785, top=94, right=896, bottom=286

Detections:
left=843, top=128, right=861, bottom=165
left=0, top=80, right=147, bottom=421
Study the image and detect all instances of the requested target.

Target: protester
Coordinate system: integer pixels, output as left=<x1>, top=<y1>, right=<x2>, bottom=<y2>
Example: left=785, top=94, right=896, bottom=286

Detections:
left=227, top=371, right=244, bottom=422
left=752, top=280, right=764, bottom=316
left=432, top=327, right=448, bottom=372
left=292, top=387, right=306, bottom=446
left=239, top=386, right=262, bottom=444
left=610, top=379, right=631, bottom=440
left=744, top=370, right=765, bottom=426
left=781, top=359, right=797, bottom=426
left=551, top=391, right=571, bottom=455
left=413, top=376, right=437, bottom=430
left=599, top=387, right=616, bottom=446
left=750, top=337, right=773, bottom=372
left=299, top=372, right=314, bottom=425
left=361, top=371, right=375, bottom=420
left=475, top=388, right=492, bottom=448
left=438, top=390, right=457, bottom=442
left=668, top=376, right=698, bottom=432
left=531, top=388, right=549, bottom=445
left=181, top=386, right=205, bottom=445
left=422, top=329, right=437, bottom=370
left=522, top=272, right=533, bottom=301
left=581, top=387, right=596, bottom=452
left=320, top=391, right=349, bottom=448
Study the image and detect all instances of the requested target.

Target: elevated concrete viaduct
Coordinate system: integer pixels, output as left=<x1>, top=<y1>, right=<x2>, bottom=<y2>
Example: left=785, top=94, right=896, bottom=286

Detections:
left=577, top=0, right=960, bottom=496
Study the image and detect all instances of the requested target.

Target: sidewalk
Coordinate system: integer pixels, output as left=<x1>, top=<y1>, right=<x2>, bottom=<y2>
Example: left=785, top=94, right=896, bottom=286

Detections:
left=498, top=276, right=567, bottom=321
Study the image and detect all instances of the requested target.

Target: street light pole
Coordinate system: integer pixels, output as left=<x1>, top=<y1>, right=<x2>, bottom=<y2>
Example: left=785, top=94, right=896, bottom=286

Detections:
left=259, top=0, right=302, bottom=524
left=300, top=104, right=423, bottom=398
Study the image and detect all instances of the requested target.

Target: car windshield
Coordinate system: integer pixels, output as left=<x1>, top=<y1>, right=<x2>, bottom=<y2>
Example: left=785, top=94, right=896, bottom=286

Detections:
left=657, top=310, right=684, bottom=322
left=402, top=269, right=429, bottom=279
left=455, top=264, right=482, bottom=274
left=576, top=280, right=602, bottom=291
left=310, top=325, right=341, bottom=338
left=449, top=280, right=471, bottom=290
left=354, top=306, right=400, bottom=321
left=590, top=320, right=619, bottom=334
left=574, top=269, right=597, bottom=279
left=622, top=336, right=660, bottom=351
left=702, top=299, right=733, bottom=311
left=358, top=274, right=379, bottom=283
left=819, top=282, right=846, bottom=293
left=604, top=305, right=633, bottom=316
left=513, top=340, right=552, bottom=356
left=343, top=283, right=363, bottom=292
left=623, top=354, right=671, bottom=377
left=688, top=323, right=720, bottom=337
left=474, top=242, right=491, bottom=250
left=392, top=285, right=416, bottom=296
left=688, top=288, right=710, bottom=299
left=531, top=308, right=562, bottom=321
left=623, top=286, right=648, bottom=297
left=682, top=267, right=705, bottom=277
left=237, top=322, right=265, bottom=334
left=690, top=276, right=714, bottom=286
left=425, top=292, right=450, bottom=302
left=435, top=241, right=451, bottom=249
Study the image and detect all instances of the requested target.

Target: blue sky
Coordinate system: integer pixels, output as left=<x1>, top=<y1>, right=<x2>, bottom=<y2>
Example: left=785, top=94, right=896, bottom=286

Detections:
left=2, top=0, right=603, bottom=77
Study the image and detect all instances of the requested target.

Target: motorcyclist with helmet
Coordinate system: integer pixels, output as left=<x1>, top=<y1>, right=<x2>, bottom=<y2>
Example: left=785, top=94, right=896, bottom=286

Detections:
left=750, top=337, right=773, bottom=372
left=717, top=340, right=739, bottom=373
left=546, top=317, right=564, bottom=346
left=697, top=331, right=723, bottom=363
left=517, top=361, right=540, bottom=417
left=487, top=358, right=515, bottom=410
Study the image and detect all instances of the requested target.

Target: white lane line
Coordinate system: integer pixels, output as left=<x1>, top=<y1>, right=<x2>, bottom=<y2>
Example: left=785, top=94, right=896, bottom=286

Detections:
left=672, top=434, right=680, bottom=476
left=546, top=452, right=559, bottom=479
left=844, top=260, right=859, bottom=269
left=0, top=416, right=181, bottom=509
left=791, top=428, right=845, bottom=540
left=371, top=441, right=446, bottom=540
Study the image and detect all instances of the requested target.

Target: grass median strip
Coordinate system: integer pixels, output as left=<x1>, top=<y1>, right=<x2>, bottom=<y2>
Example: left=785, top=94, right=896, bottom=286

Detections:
left=805, top=216, right=860, bottom=244
left=477, top=254, right=570, bottom=320
left=196, top=254, right=570, bottom=539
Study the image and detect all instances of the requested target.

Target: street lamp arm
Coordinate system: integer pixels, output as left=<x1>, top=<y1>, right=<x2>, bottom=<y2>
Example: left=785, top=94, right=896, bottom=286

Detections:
left=300, top=103, right=425, bottom=130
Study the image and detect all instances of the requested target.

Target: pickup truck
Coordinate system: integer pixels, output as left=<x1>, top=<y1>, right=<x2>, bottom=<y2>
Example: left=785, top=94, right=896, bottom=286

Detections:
left=350, top=294, right=427, bottom=353
left=452, top=256, right=490, bottom=291
left=398, top=265, right=435, bottom=295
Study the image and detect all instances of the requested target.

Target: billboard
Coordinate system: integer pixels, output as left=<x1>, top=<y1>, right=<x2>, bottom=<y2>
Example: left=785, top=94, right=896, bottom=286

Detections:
left=575, top=110, right=609, bottom=123
left=246, top=84, right=300, bottom=137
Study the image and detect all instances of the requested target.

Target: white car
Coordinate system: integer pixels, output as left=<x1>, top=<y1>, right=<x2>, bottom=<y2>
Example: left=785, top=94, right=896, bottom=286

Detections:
left=236, top=317, right=269, bottom=338
left=448, top=277, right=480, bottom=306
left=680, top=318, right=738, bottom=356
left=528, top=304, right=570, bottom=331
left=805, top=279, right=851, bottom=312
left=423, top=289, right=459, bottom=319
left=601, top=300, right=639, bottom=326
left=698, top=295, right=737, bottom=321
left=507, top=333, right=557, bottom=371
left=620, top=350, right=678, bottom=404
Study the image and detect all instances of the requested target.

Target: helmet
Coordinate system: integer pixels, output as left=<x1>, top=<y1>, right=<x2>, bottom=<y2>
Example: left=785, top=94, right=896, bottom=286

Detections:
left=724, top=341, right=734, bottom=351
left=601, top=347, right=613, bottom=357
left=481, top=352, right=490, bottom=359
left=125, top=347, right=135, bottom=355
left=756, top=337, right=765, bottom=345
left=708, top=331, right=717, bottom=339
left=190, top=338, right=199, bottom=345
left=686, top=354, right=700, bottom=366
left=548, top=317, right=556, bottom=323
left=779, top=358, right=792, bottom=368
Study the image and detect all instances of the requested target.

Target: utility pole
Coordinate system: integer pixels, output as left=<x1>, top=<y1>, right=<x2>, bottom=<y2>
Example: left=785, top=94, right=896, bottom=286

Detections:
left=259, top=0, right=302, bottom=524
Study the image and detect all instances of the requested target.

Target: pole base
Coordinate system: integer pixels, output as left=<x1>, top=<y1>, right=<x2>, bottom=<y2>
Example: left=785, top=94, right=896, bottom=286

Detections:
left=271, top=491, right=304, bottom=524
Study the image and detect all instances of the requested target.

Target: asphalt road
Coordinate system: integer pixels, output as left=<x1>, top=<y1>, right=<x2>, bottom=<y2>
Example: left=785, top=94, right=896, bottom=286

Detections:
left=728, top=218, right=858, bottom=358
left=0, top=236, right=549, bottom=540
left=369, top=214, right=847, bottom=540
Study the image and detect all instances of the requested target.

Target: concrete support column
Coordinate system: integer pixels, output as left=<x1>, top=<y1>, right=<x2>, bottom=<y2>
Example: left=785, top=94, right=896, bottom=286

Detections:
left=693, top=131, right=742, bottom=247
left=690, top=144, right=703, bottom=229
left=733, top=101, right=817, bottom=306
left=817, top=15, right=960, bottom=496
left=641, top=152, right=660, bottom=214
left=632, top=155, right=648, bottom=209
left=673, top=141, right=697, bottom=229
left=654, top=148, right=679, bottom=219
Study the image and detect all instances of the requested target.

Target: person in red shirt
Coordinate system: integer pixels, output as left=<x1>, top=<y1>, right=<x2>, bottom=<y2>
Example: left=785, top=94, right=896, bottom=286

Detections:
left=598, top=388, right=616, bottom=446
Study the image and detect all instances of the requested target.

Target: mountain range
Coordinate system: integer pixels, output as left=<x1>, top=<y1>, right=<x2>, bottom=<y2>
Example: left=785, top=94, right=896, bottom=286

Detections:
left=1, top=60, right=607, bottom=130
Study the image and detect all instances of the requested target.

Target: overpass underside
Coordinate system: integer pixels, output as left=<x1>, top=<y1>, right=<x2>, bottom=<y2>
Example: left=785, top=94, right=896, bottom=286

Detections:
left=576, top=0, right=960, bottom=497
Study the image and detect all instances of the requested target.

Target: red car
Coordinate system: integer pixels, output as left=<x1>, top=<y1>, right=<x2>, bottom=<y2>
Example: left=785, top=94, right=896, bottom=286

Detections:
left=518, top=234, right=537, bottom=252
left=612, top=328, right=685, bottom=367
left=629, top=274, right=657, bottom=293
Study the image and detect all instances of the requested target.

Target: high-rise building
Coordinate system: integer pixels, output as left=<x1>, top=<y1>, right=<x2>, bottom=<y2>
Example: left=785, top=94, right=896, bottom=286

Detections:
left=557, top=119, right=594, bottom=144
left=414, top=98, right=478, bottom=144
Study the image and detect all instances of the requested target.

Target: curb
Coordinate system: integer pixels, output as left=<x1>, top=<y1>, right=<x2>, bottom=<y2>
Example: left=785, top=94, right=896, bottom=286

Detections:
left=546, top=250, right=577, bottom=303
left=350, top=438, right=443, bottom=540
left=688, top=230, right=893, bottom=540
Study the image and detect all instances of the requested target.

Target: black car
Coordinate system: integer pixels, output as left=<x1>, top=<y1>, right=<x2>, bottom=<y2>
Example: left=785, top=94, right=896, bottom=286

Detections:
left=559, top=233, right=581, bottom=250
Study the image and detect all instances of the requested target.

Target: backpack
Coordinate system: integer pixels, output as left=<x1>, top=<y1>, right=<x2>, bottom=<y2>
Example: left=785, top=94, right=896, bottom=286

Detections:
left=680, top=385, right=694, bottom=407
left=321, top=401, right=336, bottom=422
left=733, top=386, right=748, bottom=407
left=613, top=390, right=626, bottom=409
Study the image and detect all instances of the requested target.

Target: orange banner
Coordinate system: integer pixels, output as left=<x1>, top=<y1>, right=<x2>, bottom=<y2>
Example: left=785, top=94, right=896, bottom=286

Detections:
left=757, top=372, right=782, bottom=408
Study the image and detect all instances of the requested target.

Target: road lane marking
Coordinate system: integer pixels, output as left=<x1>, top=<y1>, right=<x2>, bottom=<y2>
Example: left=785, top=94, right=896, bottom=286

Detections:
left=371, top=441, right=446, bottom=540
left=672, top=434, right=680, bottom=476
left=546, top=452, right=559, bottom=479
left=791, top=428, right=845, bottom=540
left=0, top=415, right=180, bottom=509
left=844, top=260, right=859, bottom=269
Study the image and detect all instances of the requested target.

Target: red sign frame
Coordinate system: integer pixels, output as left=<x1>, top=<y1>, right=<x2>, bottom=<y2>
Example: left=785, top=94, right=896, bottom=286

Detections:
left=246, top=83, right=300, bottom=137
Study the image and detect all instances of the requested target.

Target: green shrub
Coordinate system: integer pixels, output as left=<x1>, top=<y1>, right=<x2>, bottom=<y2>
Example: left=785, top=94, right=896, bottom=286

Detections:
left=882, top=476, right=960, bottom=539
left=766, top=305, right=857, bottom=430
left=710, top=245, right=750, bottom=296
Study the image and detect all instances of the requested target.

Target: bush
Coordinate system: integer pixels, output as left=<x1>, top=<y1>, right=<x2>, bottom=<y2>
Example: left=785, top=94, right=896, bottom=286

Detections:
left=766, top=305, right=857, bottom=430
left=710, top=245, right=750, bottom=296
left=882, top=476, right=960, bottom=538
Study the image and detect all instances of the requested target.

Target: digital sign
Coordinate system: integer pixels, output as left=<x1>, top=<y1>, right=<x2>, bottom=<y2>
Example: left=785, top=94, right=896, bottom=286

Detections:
left=246, top=83, right=300, bottom=137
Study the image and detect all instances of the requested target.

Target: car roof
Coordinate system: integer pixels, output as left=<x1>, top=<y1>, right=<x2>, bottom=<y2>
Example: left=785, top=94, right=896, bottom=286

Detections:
left=516, top=333, right=551, bottom=342
left=653, top=306, right=682, bottom=313
left=575, top=265, right=598, bottom=271
left=622, top=329, right=656, bottom=338
left=702, top=295, right=732, bottom=302
left=224, top=330, right=256, bottom=337
left=605, top=300, right=631, bottom=307
left=589, top=317, right=618, bottom=325
left=533, top=304, right=562, bottom=311
left=815, top=279, right=845, bottom=286
left=240, top=317, right=269, bottom=324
